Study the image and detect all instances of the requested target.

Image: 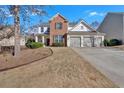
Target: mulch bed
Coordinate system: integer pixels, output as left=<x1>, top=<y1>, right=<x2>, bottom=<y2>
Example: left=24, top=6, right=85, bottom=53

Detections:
left=0, top=47, right=53, bottom=71
left=113, top=45, right=124, bottom=50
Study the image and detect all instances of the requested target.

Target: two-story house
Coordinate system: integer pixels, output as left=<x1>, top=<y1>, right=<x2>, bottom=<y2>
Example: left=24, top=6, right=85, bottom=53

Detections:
left=49, top=13, right=68, bottom=46
left=33, top=13, right=105, bottom=47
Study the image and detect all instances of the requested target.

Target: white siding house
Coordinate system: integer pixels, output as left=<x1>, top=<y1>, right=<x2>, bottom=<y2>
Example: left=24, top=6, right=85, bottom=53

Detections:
left=97, top=12, right=124, bottom=44
left=0, top=36, right=26, bottom=46
left=32, top=25, right=50, bottom=46
left=0, top=27, right=26, bottom=46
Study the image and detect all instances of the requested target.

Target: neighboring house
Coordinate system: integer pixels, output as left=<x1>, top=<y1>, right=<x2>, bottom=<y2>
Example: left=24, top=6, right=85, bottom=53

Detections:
left=0, top=36, right=26, bottom=46
left=33, top=13, right=105, bottom=47
left=31, top=24, right=50, bottom=46
left=0, top=26, right=26, bottom=46
left=97, top=12, right=124, bottom=44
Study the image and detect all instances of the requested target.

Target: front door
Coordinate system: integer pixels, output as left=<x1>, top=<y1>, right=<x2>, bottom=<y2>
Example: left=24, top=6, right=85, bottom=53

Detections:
left=46, top=38, right=50, bottom=46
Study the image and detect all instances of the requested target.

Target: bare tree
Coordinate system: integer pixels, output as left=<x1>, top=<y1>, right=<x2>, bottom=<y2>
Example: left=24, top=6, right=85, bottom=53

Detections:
left=90, top=21, right=100, bottom=30
left=0, top=8, right=7, bottom=25
left=0, top=5, right=48, bottom=56
left=13, top=5, right=20, bottom=56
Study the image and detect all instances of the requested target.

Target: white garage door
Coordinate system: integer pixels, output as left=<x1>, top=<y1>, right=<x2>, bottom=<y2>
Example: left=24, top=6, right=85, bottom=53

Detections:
left=83, top=37, right=94, bottom=47
left=70, top=37, right=81, bottom=47
left=94, top=37, right=102, bottom=47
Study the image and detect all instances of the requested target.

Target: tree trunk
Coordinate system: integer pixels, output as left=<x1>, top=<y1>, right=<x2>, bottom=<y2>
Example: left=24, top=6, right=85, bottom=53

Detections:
left=0, top=45, right=1, bottom=53
left=14, top=5, right=20, bottom=56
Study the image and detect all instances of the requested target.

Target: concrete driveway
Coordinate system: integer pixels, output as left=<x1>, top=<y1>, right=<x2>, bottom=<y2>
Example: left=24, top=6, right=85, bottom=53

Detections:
left=72, top=47, right=124, bottom=87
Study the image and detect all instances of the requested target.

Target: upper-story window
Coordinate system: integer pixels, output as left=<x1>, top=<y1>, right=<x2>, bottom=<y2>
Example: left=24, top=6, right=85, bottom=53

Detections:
left=55, top=22, right=62, bottom=30
left=81, top=26, right=84, bottom=29
left=33, top=28, right=38, bottom=33
left=41, top=27, right=44, bottom=32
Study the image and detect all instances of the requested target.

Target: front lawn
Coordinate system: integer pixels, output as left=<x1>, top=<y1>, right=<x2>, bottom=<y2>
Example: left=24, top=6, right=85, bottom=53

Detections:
left=0, top=47, right=52, bottom=71
left=0, top=47, right=117, bottom=88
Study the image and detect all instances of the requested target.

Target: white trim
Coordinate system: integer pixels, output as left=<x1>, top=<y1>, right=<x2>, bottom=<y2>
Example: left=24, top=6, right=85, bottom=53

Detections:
left=49, top=13, right=68, bottom=21
left=42, top=36, right=45, bottom=44
left=67, top=34, right=104, bottom=47
left=67, top=35, right=70, bottom=47
left=69, top=20, right=95, bottom=31
left=35, top=36, right=38, bottom=42
left=81, top=20, right=96, bottom=31
left=81, top=36, right=84, bottom=47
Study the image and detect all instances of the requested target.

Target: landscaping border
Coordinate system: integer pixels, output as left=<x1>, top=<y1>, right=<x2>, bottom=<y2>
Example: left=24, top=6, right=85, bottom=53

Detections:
left=0, top=48, right=53, bottom=72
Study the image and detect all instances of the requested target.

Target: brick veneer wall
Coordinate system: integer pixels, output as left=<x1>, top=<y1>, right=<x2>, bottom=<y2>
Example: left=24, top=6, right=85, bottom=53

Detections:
left=49, top=14, right=68, bottom=46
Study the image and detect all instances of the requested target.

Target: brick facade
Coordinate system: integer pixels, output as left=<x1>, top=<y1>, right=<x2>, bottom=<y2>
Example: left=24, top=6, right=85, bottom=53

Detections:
left=49, top=14, right=68, bottom=46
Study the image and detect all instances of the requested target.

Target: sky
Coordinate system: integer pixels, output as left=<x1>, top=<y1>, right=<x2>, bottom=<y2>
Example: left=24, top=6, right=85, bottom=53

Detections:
left=1, top=5, right=124, bottom=27
left=27, top=5, right=124, bottom=26
left=44, top=5, right=124, bottom=23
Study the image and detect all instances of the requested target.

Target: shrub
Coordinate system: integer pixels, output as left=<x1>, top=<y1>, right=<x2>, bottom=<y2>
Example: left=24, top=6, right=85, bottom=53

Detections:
left=30, top=42, right=43, bottom=49
left=25, top=38, right=35, bottom=48
left=25, top=43, right=30, bottom=48
left=103, top=39, right=122, bottom=46
left=103, top=39, right=109, bottom=46
left=25, top=38, right=43, bottom=49
left=109, top=39, right=122, bottom=46
left=27, top=38, right=35, bottom=43
left=52, top=42, right=64, bottom=47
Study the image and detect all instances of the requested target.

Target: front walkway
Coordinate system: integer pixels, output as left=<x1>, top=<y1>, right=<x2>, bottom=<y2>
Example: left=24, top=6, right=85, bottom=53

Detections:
left=0, top=47, right=117, bottom=87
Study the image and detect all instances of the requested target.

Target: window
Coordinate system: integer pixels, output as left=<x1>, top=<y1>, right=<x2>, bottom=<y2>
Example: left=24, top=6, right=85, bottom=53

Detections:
left=54, top=35, right=63, bottom=43
left=41, top=27, right=44, bottom=32
left=81, top=26, right=83, bottom=29
left=55, top=22, right=62, bottom=30
left=33, top=28, right=37, bottom=32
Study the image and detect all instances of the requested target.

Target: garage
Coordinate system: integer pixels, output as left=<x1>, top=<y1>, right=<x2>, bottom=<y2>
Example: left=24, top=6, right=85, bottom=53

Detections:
left=94, top=37, right=102, bottom=47
left=67, top=31, right=105, bottom=48
left=70, top=37, right=81, bottom=47
left=83, top=37, right=94, bottom=47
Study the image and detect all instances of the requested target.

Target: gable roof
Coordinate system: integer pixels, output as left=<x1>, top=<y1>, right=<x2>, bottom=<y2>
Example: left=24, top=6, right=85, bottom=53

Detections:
left=107, top=12, right=124, bottom=15
left=69, top=20, right=95, bottom=31
left=49, top=13, right=68, bottom=21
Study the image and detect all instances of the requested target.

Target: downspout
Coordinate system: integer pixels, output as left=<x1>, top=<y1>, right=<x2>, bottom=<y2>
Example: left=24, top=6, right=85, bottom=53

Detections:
left=123, top=13, right=124, bottom=44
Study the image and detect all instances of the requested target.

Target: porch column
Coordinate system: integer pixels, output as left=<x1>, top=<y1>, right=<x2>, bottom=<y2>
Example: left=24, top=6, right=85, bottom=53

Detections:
left=35, top=35, right=38, bottom=42
left=67, top=35, right=70, bottom=47
left=101, top=36, right=105, bottom=47
left=42, top=36, right=45, bottom=44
